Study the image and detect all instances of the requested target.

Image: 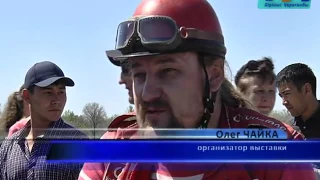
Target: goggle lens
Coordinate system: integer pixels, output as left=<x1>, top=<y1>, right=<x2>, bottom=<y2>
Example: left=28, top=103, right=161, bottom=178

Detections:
left=116, top=21, right=135, bottom=49
left=138, top=18, right=177, bottom=43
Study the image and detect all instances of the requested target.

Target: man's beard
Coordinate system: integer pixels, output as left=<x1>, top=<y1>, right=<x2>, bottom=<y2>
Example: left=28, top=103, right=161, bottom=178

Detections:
left=137, top=98, right=183, bottom=129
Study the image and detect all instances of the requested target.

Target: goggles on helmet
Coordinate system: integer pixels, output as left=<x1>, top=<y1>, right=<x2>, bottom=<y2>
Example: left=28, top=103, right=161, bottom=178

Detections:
left=106, top=15, right=226, bottom=61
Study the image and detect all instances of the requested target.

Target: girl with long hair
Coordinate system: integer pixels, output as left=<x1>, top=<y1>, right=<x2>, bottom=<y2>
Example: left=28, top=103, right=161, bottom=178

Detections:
left=0, top=85, right=30, bottom=136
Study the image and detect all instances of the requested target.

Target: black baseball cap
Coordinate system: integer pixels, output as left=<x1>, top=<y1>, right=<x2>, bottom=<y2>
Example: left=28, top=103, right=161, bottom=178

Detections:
left=24, top=61, right=75, bottom=89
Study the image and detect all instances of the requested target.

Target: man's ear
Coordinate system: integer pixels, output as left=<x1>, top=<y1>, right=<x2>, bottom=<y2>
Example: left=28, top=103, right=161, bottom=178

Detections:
left=22, top=89, right=31, bottom=104
left=206, top=59, right=224, bottom=93
left=303, top=83, right=313, bottom=96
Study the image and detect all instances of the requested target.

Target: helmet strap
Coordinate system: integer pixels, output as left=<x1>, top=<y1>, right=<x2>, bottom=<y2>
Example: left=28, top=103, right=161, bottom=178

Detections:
left=198, top=55, right=215, bottom=129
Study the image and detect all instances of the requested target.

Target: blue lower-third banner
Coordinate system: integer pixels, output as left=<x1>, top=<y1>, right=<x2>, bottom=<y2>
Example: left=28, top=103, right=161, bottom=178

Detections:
left=46, top=140, right=320, bottom=163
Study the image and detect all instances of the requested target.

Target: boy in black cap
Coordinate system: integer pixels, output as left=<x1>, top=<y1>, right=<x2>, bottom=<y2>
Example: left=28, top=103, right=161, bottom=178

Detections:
left=0, top=61, right=87, bottom=180
left=276, top=63, right=320, bottom=139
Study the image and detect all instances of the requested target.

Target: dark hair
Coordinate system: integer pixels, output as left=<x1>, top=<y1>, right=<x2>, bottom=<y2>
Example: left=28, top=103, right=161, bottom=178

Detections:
left=0, top=85, right=25, bottom=132
left=27, top=85, right=35, bottom=94
left=235, top=57, right=275, bottom=92
left=276, top=63, right=316, bottom=96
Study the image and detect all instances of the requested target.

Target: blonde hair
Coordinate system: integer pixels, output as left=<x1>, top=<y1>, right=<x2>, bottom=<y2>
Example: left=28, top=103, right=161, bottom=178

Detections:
left=235, top=57, right=275, bottom=93
left=220, top=79, right=254, bottom=109
left=0, top=85, right=25, bottom=132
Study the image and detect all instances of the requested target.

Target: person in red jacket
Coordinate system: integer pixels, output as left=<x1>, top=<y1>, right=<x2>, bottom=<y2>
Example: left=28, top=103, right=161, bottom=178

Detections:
left=107, top=49, right=137, bottom=131
left=79, top=0, right=316, bottom=179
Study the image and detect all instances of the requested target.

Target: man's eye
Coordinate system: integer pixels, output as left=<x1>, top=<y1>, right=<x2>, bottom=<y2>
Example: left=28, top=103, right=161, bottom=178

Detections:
left=133, top=73, right=144, bottom=78
left=159, top=68, right=178, bottom=77
left=162, top=68, right=176, bottom=73
left=133, top=73, right=146, bottom=82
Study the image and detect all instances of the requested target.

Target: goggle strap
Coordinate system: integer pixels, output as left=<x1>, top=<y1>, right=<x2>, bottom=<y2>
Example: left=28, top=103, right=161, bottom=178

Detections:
left=198, top=55, right=215, bottom=129
left=180, top=27, right=225, bottom=44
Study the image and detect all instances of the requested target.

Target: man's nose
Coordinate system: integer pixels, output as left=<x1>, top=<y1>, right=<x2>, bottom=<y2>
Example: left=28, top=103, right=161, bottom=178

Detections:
left=51, top=93, right=61, bottom=105
left=142, top=76, right=161, bottom=102
left=261, top=93, right=268, bottom=102
left=282, top=99, right=288, bottom=106
left=262, top=91, right=275, bottom=102
left=262, top=95, right=267, bottom=102
left=119, top=73, right=125, bottom=85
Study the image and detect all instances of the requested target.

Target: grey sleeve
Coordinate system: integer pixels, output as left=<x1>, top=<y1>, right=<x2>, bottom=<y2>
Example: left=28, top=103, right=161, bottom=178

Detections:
left=72, top=162, right=85, bottom=179
left=0, top=138, right=12, bottom=178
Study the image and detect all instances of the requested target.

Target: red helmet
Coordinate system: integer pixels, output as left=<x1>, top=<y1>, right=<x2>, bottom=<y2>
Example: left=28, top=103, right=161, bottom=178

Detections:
left=134, top=0, right=223, bottom=36
left=107, top=0, right=226, bottom=65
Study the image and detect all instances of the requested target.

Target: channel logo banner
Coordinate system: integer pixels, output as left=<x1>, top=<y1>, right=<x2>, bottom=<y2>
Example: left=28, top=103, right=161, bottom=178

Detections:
left=258, top=0, right=311, bottom=9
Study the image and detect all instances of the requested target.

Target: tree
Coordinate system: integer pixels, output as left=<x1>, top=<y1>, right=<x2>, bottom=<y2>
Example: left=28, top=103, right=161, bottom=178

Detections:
left=82, top=102, right=108, bottom=138
left=62, top=110, right=84, bottom=127
left=62, top=110, right=78, bottom=125
left=62, top=110, right=90, bottom=135
left=125, top=105, right=134, bottom=113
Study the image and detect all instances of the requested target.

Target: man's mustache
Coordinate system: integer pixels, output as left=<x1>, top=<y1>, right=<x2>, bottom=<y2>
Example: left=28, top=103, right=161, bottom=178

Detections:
left=138, top=98, right=182, bottom=129
left=140, top=99, right=169, bottom=111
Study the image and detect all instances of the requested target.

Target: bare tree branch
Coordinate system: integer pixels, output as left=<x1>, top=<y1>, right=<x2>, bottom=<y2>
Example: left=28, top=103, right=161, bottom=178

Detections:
left=82, top=102, right=107, bottom=138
